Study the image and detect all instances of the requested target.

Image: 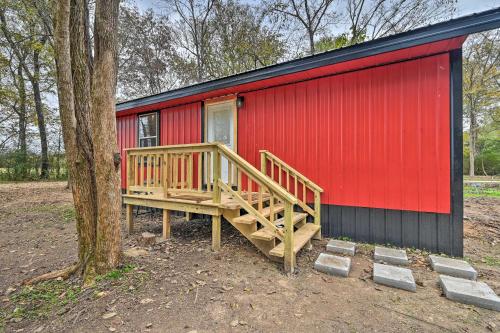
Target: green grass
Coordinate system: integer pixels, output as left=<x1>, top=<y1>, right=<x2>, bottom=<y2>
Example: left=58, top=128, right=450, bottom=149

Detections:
left=0, top=264, right=143, bottom=328
left=5, top=281, right=81, bottom=322
left=464, top=185, right=500, bottom=198
left=29, top=204, right=76, bottom=223
left=95, top=264, right=137, bottom=282
left=483, top=256, right=500, bottom=268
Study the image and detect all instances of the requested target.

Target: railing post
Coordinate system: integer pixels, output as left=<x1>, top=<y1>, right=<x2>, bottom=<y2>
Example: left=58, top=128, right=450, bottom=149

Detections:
left=162, top=152, right=169, bottom=198
left=313, top=190, right=322, bottom=240
left=212, top=146, right=222, bottom=252
left=213, top=147, right=221, bottom=204
left=126, top=151, right=135, bottom=235
left=260, top=150, right=267, bottom=175
left=284, top=202, right=295, bottom=273
left=126, top=152, right=134, bottom=194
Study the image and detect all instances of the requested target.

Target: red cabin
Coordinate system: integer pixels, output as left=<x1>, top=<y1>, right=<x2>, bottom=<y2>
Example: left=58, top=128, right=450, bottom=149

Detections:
left=116, top=8, right=500, bottom=257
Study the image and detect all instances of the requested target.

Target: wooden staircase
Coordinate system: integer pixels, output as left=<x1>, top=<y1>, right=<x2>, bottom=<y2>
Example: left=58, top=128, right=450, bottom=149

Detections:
left=122, top=143, right=323, bottom=273
left=219, top=147, right=323, bottom=268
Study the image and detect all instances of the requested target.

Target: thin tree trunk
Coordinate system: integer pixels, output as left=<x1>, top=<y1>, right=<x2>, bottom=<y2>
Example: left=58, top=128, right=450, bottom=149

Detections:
left=17, top=64, right=28, bottom=178
left=56, top=131, right=61, bottom=178
left=91, top=0, right=122, bottom=272
left=0, top=9, right=50, bottom=178
left=308, top=29, right=315, bottom=55
left=33, top=47, right=50, bottom=179
left=481, top=158, right=488, bottom=176
left=469, top=108, right=476, bottom=177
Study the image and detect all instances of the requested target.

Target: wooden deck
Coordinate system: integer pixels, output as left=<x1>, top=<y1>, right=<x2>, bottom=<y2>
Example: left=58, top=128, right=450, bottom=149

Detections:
left=123, top=143, right=323, bottom=273
left=123, top=191, right=269, bottom=215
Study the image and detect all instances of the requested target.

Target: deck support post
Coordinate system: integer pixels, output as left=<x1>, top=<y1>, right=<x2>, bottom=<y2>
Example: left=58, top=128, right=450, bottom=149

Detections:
left=126, top=204, right=134, bottom=234
left=163, top=209, right=171, bottom=239
left=212, top=215, right=221, bottom=252
left=313, top=191, right=322, bottom=240
left=185, top=212, right=192, bottom=221
left=283, top=202, right=295, bottom=273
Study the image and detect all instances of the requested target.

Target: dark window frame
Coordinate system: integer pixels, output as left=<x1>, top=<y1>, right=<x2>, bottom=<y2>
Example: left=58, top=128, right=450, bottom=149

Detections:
left=138, top=112, right=159, bottom=147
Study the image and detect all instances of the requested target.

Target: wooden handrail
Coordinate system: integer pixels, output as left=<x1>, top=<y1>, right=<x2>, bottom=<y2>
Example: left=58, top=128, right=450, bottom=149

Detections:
left=218, top=180, right=284, bottom=240
left=260, top=149, right=323, bottom=234
left=125, top=142, right=217, bottom=152
left=259, top=150, right=323, bottom=193
left=218, top=144, right=297, bottom=204
left=125, top=143, right=297, bottom=204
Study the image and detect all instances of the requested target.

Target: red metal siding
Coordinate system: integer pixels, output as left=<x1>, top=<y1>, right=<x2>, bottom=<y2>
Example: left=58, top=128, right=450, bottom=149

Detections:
left=159, top=102, right=201, bottom=145
left=238, top=53, right=451, bottom=214
left=117, top=37, right=465, bottom=116
left=117, top=114, right=137, bottom=189
left=160, top=103, right=202, bottom=189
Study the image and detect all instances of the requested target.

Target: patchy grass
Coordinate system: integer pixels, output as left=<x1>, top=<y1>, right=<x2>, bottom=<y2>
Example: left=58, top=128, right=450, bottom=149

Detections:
left=355, top=242, right=374, bottom=254
left=4, top=280, right=81, bottom=323
left=2, top=265, right=142, bottom=328
left=464, top=185, right=500, bottom=198
left=95, top=264, right=137, bottom=282
left=29, top=204, right=76, bottom=223
left=482, top=256, right=500, bottom=268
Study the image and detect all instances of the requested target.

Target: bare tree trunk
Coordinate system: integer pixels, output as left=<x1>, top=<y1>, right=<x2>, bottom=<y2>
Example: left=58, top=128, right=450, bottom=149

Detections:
left=17, top=64, right=28, bottom=178
left=54, top=0, right=98, bottom=282
left=481, top=158, right=488, bottom=176
left=33, top=46, right=50, bottom=179
left=56, top=131, right=61, bottom=178
left=91, top=0, right=122, bottom=272
left=308, top=29, right=315, bottom=55
left=468, top=107, right=476, bottom=177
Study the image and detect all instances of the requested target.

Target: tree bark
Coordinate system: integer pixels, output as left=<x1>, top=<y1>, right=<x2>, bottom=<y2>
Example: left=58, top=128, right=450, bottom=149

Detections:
left=91, top=0, right=122, bottom=272
left=308, top=29, right=315, bottom=55
left=54, top=0, right=99, bottom=282
left=70, top=0, right=101, bottom=279
left=16, top=64, right=28, bottom=178
left=33, top=46, right=50, bottom=179
left=468, top=102, right=477, bottom=177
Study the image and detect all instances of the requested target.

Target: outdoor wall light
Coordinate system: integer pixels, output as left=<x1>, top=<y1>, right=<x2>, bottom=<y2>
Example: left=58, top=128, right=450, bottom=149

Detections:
left=236, top=96, right=244, bottom=108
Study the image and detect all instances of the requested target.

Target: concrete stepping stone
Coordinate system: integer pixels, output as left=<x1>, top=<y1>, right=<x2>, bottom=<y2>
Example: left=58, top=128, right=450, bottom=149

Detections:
left=429, top=255, right=477, bottom=280
left=314, top=253, right=351, bottom=277
left=439, top=275, right=500, bottom=311
left=374, top=246, right=409, bottom=265
left=373, top=263, right=416, bottom=292
left=326, top=239, right=356, bottom=256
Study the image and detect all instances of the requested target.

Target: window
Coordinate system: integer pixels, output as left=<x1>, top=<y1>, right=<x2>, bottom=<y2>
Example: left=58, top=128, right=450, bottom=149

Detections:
left=138, top=112, right=158, bottom=147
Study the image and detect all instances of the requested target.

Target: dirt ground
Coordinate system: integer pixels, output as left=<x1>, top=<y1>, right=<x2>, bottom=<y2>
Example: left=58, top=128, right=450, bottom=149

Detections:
left=0, top=182, right=499, bottom=333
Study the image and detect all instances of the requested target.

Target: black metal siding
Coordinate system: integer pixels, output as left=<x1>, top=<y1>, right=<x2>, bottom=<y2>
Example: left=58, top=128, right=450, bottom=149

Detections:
left=321, top=205, right=457, bottom=254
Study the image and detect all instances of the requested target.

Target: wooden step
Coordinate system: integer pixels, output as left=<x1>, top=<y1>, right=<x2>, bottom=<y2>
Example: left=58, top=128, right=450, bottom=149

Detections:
left=269, top=224, right=320, bottom=257
left=250, top=227, right=277, bottom=241
left=232, top=204, right=285, bottom=224
left=273, top=212, right=307, bottom=227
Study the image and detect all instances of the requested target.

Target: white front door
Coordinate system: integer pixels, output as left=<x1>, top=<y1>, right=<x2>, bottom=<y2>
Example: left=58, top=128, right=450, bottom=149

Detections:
left=206, top=100, right=236, bottom=183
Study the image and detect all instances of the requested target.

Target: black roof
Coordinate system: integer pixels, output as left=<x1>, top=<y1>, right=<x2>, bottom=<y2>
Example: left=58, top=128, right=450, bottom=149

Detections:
left=117, top=7, right=500, bottom=112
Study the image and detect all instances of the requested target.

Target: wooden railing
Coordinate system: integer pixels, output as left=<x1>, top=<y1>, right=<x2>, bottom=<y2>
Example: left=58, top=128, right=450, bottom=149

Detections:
left=217, top=144, right=298, bottom=242
left=259, top=150, right=323, bottom=229
left=126, top=143, right=216, bottom=196
left=125, top=143, right=300, bottom=271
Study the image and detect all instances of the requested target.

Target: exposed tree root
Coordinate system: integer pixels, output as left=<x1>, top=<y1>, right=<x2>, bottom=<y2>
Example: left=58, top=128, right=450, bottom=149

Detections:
left=21, top=263, right=80, bottom=286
